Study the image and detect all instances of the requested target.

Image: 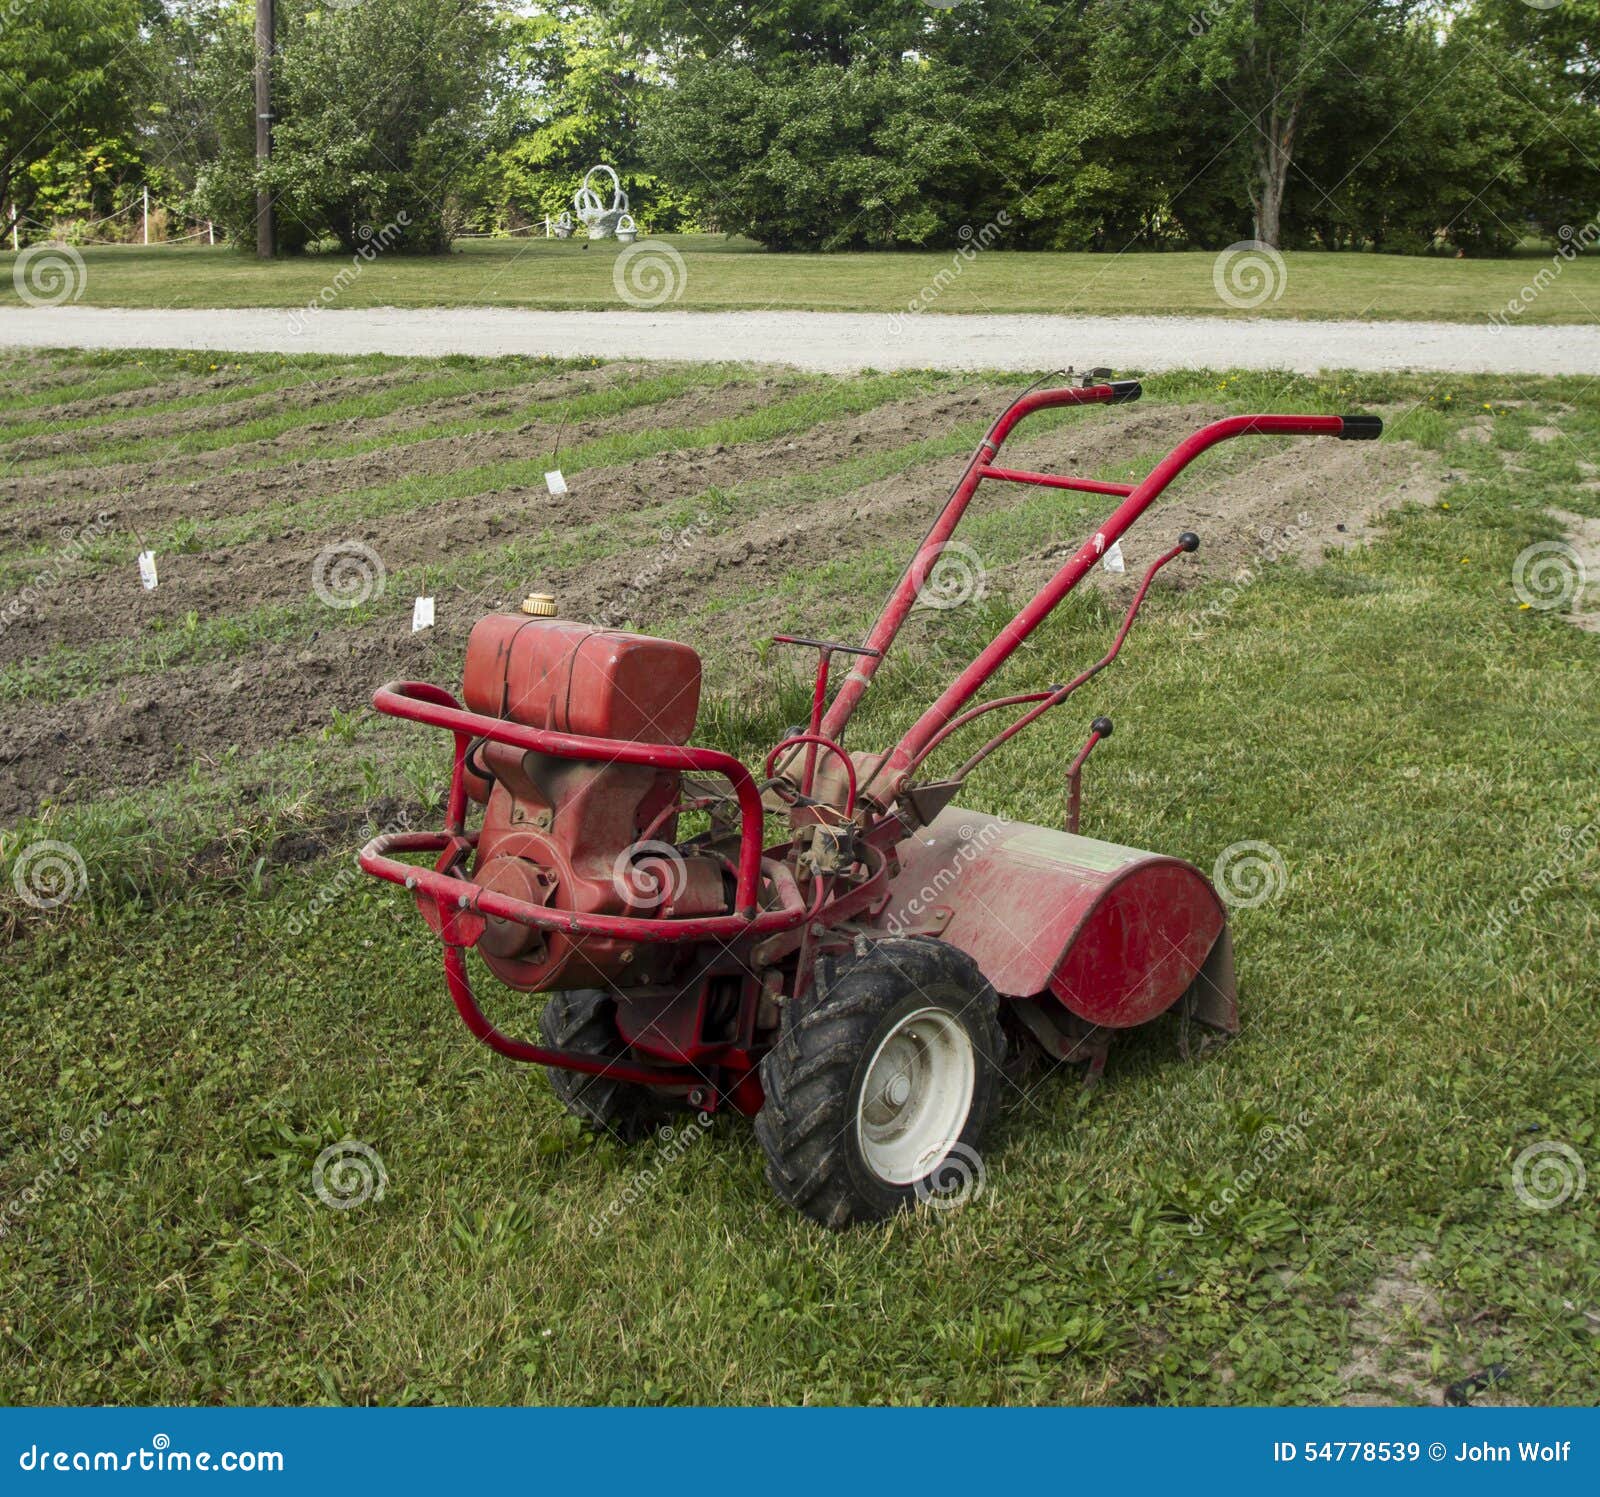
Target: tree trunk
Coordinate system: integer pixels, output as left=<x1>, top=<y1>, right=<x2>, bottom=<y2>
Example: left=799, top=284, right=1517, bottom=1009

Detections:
left=1248, top=100, right=1297, bottom=248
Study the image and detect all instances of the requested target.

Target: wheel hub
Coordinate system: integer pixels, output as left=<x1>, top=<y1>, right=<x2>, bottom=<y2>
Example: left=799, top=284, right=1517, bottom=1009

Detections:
left=855, top=1006, right=976, bottom=1186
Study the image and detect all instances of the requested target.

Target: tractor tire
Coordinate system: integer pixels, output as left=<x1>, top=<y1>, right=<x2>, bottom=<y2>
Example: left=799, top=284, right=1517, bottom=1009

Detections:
left=755, top=937, right=1005, bottom=1229
left=538, top=989, right=672, bottom=1144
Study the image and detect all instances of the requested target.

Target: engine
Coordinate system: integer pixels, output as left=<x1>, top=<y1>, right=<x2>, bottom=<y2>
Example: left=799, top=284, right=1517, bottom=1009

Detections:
left=460, top=612, right=729, bottom=992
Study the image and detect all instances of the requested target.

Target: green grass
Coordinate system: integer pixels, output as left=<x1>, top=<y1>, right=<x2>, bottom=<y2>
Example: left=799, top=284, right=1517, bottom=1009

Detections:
left=6, top=237, right=1599, bottom=322
left=1, top=354, right=1597, bottom=1406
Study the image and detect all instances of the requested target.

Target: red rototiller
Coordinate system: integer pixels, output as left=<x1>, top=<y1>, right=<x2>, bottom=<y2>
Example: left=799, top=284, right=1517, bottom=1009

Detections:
left=360, top=378, right=1381, bottom=1227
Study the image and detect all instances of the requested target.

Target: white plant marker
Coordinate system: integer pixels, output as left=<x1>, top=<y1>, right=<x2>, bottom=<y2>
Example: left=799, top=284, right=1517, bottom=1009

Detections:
left=545, top=470, right=568, bottom=495
left=138, top=551, right=158, bottom=590
left=412, top=596, right=435, bottom=632
left=1101, top=540, right=1125, bottom=574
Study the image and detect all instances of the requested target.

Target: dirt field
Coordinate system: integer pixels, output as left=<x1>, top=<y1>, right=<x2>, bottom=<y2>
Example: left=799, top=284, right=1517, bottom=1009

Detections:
left=3, top=349, right=1596, bottom=1407
left=0, top=354, right=1438, bottom=825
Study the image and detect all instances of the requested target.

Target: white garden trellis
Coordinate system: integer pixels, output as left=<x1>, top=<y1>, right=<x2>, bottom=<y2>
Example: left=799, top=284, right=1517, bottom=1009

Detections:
left=572, top=164, right=629, bottom=239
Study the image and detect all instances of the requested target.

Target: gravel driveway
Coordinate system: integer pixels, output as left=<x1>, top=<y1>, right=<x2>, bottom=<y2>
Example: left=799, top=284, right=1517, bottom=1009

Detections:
left=2, top=304, right=1594, bottom=374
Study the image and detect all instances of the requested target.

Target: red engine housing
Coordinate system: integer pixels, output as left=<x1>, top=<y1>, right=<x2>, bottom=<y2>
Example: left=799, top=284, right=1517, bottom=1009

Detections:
left=461, top=615, right=726, bottom=992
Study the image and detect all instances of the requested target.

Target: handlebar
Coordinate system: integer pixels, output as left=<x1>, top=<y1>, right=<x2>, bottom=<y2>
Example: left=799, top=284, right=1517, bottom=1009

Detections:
left=882, top=411, right=1383, bottom=779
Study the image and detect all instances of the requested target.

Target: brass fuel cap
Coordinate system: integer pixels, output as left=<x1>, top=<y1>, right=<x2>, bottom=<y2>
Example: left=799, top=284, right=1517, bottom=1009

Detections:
left=519, top=592, right=557, bottom=617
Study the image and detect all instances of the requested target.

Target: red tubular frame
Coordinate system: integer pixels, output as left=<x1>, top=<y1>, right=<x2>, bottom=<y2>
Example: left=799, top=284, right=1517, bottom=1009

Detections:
left=361, top=681, right=774, bottom=925
left=819, top=383, right=1132, bottom=739
left=442, top=944, right=687, bottom=1083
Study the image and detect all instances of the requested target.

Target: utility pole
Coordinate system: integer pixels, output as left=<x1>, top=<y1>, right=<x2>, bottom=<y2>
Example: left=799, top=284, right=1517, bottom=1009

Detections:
left=254, top=0, right=275, bottom=258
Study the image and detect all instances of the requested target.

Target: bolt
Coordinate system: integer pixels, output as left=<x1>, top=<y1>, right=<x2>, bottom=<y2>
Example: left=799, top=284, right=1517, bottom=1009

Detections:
left=404, top=876, right=417, bottom=890
left=457, top=894, right=470, bottom=909
left=687, top=1088, right=707, bottom=1108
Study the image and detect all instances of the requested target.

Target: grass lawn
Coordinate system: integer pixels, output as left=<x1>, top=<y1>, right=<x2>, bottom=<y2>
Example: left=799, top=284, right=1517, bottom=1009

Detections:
left=3, top=236, right=1597, bottom=323
left=0, top=350, right=1596, bottom=1405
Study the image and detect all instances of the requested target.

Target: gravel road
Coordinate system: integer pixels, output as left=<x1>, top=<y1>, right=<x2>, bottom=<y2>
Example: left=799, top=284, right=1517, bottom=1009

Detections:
left=2, top=304, right=1593, bottom=374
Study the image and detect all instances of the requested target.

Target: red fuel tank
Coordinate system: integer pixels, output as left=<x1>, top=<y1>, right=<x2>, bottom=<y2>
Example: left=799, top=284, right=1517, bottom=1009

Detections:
left=462, top=615, right=701, bottom=745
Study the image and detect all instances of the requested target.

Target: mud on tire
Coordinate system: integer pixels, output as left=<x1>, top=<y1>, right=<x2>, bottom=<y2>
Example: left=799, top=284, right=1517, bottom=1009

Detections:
left=755, top=936, right=1005, bottom=1229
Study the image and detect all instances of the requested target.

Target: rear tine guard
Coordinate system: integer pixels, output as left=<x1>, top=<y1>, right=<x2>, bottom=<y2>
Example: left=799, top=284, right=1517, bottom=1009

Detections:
left=882, top=809, right=1238, bottom=1043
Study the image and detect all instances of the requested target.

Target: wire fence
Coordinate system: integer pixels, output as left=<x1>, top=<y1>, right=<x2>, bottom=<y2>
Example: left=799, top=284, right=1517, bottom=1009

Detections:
left=5, top=191, right=218, bottom=251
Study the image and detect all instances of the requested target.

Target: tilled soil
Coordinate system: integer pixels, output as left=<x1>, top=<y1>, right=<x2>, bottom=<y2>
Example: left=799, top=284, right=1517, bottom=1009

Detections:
left=0, top=366, right=1441, bottom=824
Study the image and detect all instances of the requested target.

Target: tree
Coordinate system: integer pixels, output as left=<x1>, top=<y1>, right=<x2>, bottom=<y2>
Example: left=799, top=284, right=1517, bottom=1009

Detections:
left=187, top=0, right=498, bottom=252
left=0, top=0, right=140, bottom=217
left=1471, top=0, right=1599, bottom=105
left=640, top=57, right=994, bottom=249
left=464, top=7, right=701, bottom=234
left=1169, top=0, right=1419, bottom=248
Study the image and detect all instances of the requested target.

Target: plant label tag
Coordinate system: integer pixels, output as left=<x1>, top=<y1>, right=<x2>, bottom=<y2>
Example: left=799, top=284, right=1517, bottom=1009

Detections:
left=1101, top=540, right=1125, bottom=574
left=545, top=470, right=568, bottom=495
left=138, top=551, right=158, bottom=590
left=412, top=596, right=435, bottom=632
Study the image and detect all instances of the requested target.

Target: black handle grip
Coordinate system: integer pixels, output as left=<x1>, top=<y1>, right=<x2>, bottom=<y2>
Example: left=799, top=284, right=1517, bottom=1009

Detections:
left=1338, top=415, right=1383, bottom=441
left=1108, top=380, right=1142, bottom=404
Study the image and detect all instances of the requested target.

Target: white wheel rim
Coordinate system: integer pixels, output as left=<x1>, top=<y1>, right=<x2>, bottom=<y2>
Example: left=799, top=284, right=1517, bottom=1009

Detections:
left=855, top=1006, right=976, bottom=1186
